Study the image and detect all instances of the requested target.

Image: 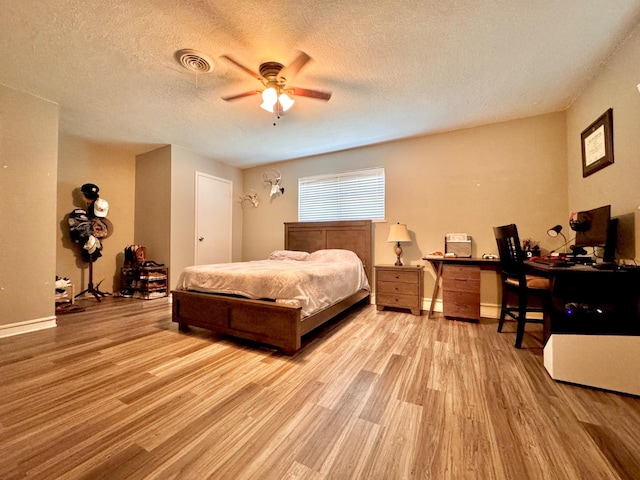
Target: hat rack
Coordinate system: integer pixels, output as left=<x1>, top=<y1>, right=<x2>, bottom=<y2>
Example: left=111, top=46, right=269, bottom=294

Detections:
left=71, top=183, right=112, bottom=302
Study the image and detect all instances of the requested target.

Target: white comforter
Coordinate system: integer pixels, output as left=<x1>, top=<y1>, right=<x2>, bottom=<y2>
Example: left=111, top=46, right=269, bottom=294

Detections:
left=175, top=249, right=370, bottom=317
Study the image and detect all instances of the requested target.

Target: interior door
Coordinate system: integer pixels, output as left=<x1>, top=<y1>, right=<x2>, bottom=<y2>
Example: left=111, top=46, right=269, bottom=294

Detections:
left=195, top=172, right=232, bottom=265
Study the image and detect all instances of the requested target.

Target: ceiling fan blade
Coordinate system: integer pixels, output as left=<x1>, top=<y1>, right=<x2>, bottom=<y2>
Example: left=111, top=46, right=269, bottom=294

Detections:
left=277, top=51, right=311, bottom=83
left=289, top=87, right=332, bottom=101
left=220, top=55, right=263, bottom=81
left=221, top=90, right=261, bottom=101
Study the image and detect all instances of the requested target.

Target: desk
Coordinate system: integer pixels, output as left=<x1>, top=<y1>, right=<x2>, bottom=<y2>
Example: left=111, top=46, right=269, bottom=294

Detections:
left=527, top=261, right=640, bottom=395
left=424, top=257, right=500, bottom=320
left=526, top=261, right=640, bottom=340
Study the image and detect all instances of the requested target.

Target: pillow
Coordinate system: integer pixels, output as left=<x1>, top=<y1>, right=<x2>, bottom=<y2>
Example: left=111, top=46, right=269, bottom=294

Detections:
left=268, top=250, right=310, bottom=261
left=307, top=249, right=360, bottom=263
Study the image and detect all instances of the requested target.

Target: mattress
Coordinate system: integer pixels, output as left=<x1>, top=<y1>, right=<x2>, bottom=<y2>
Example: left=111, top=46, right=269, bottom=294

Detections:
left=175, top=249, right=370, bottom=317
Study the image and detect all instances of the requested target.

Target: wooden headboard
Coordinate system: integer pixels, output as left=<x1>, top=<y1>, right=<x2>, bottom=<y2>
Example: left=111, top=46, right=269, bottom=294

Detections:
left=284, top=220, right=373, bottom=282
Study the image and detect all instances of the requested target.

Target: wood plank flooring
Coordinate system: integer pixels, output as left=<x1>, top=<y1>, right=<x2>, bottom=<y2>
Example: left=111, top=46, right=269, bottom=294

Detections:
left=1, top=297, right=639, bottom=479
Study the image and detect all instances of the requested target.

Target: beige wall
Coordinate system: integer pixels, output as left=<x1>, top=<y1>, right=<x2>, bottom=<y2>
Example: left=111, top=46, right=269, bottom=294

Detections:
left=0, top=84, right=58, bottom=329
left=567, top=22, right=640, bottom=261
left=242, top=112, right=569, bottom=307
left=135, top=146, right=172, bottom=269
left=133, top=145, right=244, bottom=289
left=170, top=145, right=244, bottom=286
left=57, top=135, right=136, bottom=293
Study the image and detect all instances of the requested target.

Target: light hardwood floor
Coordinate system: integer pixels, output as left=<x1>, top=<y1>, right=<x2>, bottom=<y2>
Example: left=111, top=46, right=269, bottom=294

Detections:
left=1, top=297, right=639, bottom=479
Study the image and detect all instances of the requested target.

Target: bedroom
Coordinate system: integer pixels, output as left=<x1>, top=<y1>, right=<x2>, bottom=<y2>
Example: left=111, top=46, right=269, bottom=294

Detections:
left=1, top=3, right=640, bottom=328
left=1, top=1, right=640, bottom=477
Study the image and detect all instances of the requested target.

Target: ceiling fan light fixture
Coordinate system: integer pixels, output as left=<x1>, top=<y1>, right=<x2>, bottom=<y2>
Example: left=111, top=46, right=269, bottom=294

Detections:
left=279, top=92, right=294, bottom=111
left=261, top=87, right=277, bottom=104
left=260, top=87, right=278, bottom=112
left=260, top=101, right=274, bottom=113
left=220, top=52, right=331, bottom=115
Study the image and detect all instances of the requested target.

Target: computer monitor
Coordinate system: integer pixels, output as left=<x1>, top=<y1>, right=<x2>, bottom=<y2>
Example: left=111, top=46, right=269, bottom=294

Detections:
left=571, top=204, right=617, bottom=261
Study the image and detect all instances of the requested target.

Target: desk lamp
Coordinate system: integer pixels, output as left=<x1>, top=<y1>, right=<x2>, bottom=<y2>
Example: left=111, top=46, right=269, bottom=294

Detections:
left=547, top=224, right=567, bottom=253
left=387, top=223, right=411, bottom=266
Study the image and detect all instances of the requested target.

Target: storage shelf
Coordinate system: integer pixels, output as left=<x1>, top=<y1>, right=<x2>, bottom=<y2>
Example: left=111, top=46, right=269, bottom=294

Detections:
left=120, top=266, right=168, bottom=300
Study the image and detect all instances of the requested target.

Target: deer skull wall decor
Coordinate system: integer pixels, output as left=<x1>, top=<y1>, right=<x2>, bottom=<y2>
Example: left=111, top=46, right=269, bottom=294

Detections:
left=238, top=191, right=259, bottom=208
left=263, top=169, right=284, bottom=198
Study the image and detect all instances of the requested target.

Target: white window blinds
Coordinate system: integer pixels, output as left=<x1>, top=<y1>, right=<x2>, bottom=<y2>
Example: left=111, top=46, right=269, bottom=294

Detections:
left=298, top=168, right=385, bottom=222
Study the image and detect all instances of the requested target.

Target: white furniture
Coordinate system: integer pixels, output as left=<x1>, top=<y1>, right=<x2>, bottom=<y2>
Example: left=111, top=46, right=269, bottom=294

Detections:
left=544, top=334, right=640, bottom=396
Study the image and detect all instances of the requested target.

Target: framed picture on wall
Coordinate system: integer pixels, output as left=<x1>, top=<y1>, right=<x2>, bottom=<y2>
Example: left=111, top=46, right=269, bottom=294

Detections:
left=581, top=108, right=614, bottom=177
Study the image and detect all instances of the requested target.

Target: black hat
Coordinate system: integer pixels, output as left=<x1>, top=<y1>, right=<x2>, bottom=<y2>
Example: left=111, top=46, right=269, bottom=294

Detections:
left=81, top=183, right=100, bottom=200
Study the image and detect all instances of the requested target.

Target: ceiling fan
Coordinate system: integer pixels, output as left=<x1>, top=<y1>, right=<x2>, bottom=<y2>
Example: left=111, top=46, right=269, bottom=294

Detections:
left=220, top=51, right=332, bottom=115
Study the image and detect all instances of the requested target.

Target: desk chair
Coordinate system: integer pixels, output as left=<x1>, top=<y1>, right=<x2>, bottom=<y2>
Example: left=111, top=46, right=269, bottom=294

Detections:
left=493, top=224, right=550, bottom=348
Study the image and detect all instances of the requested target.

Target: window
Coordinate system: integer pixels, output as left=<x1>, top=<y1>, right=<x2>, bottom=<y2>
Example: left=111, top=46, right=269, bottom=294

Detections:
left=298, top=168, right=385, bottom=222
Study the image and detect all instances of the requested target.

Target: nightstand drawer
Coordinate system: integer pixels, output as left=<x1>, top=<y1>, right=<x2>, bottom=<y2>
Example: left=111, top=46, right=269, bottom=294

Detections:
left=377, top=281, right=419, bottom=296
left=377, top=270, right=420, bottom=284
left=376, top=293, right=419, bottom=309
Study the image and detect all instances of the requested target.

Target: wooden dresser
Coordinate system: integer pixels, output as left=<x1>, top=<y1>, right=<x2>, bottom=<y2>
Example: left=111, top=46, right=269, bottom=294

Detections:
left=441, top=264, right=480, bottom=319
left=375, top=265, right=423, bottom=315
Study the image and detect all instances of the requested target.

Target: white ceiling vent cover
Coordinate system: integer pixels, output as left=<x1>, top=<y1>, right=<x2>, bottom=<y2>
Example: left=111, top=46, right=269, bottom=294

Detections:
left=175, top=49, right=215, bottom=73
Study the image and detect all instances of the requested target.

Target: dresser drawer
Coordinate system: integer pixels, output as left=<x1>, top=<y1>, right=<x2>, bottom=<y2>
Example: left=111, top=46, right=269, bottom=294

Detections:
left=442, top=290, right=480, bottom=319
left=442, top=264, right=480, bottom=280
left=442, top=277, right=480, bottom=294
left=377, top=281, right=419, bottom=296
left=442, top=264, right=481, bottom=319
left=376, top=293, right=420, bottom=309
left=377, top=270, right=420, bottom=284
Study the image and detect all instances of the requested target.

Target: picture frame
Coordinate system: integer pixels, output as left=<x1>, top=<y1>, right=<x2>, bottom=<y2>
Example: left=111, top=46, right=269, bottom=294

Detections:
left=581, top=108, right=614, bottom=177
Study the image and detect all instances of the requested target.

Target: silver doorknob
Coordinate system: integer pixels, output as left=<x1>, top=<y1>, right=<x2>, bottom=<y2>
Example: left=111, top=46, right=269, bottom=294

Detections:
left=198, top=237, right=204, bottom=241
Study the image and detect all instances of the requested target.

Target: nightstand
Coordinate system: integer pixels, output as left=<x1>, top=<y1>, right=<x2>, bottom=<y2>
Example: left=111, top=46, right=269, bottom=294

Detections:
left=374, top=264, right=424, bottom=315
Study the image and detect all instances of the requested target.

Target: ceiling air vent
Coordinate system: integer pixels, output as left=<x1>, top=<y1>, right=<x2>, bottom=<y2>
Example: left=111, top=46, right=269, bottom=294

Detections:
left=175, top=49, right=214, bottom=73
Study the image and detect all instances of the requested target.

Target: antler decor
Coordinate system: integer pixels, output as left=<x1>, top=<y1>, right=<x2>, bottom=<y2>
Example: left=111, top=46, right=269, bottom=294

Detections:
left=263, top=169, right=284, bottom=198
left=238, top=192, right=259, bottom=208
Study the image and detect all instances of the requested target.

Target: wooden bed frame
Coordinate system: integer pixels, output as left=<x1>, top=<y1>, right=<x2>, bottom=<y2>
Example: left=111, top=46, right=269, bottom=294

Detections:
left=171, top=220, right=372, bottom=354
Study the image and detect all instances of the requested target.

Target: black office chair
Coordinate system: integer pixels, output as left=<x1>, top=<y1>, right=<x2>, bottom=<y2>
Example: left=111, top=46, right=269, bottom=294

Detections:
left=493, top=224, right=550, bottom=348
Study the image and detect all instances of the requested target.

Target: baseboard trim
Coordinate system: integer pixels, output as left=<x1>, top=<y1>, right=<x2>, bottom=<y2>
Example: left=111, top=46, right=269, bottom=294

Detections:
left=369, top=296, right=502, bottom=319
left=0, top=316, right=57, bottom=338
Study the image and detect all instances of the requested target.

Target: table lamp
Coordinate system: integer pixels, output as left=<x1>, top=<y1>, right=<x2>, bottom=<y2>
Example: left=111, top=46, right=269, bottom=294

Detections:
left=387, top=223, right=411, bottom=266
left=547, top=224, right=567, bottom=253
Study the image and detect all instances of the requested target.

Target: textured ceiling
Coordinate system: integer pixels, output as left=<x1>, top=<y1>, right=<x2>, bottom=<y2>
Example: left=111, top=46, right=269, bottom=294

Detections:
left=2, top=1, right=640, bottom=168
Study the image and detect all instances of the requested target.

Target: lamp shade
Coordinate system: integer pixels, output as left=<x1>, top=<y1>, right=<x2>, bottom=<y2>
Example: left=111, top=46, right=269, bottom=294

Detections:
left=279, top=92, right=294, bottom=111
left=260, top=87, right=278, bottom=112
left=547, top=225, right=563, bottom=237
left=387, top=223, right=411, bottom=243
